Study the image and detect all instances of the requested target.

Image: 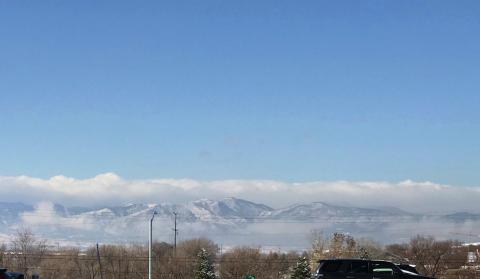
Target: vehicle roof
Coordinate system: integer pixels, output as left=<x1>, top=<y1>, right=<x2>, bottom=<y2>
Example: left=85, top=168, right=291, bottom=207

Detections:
left=318, top=259, right=399, bottom=263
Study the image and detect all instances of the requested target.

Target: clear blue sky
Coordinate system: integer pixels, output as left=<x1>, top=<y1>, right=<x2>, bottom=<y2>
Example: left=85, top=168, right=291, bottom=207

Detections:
left=1, top=1, right=479, bottom=185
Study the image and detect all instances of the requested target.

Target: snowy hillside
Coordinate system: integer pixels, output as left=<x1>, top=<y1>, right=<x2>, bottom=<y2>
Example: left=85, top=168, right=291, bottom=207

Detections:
left=1, top=198, right=479, bottom=249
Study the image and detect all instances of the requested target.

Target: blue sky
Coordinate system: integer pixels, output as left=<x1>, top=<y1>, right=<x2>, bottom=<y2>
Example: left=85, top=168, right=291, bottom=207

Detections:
left=1, top=1, right=479, bottom=185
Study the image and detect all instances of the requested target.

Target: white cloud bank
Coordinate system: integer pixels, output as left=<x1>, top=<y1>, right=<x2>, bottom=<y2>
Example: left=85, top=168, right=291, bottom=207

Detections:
left=20, top=201, right=95, bottom=230
left=1, top=173, right=479, bottom=213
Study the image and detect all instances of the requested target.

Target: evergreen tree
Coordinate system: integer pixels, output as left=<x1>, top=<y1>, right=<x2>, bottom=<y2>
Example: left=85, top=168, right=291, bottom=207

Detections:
left=195, top=248, right=216, bottom=279
left=291, top=256, right=311, bottom=279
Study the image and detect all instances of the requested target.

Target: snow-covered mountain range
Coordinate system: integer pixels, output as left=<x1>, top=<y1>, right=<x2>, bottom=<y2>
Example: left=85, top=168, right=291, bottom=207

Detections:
left=1, top=198, right=479, bottom=249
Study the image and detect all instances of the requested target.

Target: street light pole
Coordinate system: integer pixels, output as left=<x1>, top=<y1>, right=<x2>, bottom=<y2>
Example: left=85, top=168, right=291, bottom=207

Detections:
left=149, top=211, right=157, bottom=279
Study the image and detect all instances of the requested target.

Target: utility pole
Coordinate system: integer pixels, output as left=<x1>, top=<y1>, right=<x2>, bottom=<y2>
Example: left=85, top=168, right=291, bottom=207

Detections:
left=173, top=211, right=178, bottom=257
left=96, top=243, right=104, bottom=279
left=149, top=211, right=158, bottom=279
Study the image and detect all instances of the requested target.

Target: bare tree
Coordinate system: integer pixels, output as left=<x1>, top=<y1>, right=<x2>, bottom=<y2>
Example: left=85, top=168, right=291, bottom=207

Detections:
left=309, top=230, right=327, bottom=269
left=355, top=238, right=384, bottom=260
left=220, top=246, right=263, bottom=279
left=0, top=242, right=6, bottom=266
left=177, top=238, right=219, bottom=259
left=326, top=233, right=357, bottom=258
left=405, top=235, right=456, bottom=277
left=11, top=227, right=47, bottom=276
left=220, top=246, right=298, bottom=279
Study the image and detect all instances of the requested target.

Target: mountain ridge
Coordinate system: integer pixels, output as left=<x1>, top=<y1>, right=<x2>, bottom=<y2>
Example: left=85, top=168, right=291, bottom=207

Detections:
left=1, top=198, right=479, bottom=249
left=2, top=198, right=479, bottom=222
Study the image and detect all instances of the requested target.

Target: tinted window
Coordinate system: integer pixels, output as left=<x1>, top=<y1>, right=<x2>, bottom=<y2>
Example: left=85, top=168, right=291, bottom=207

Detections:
left=321, top=261, right=343, bottom=272
left=350, top=261, right=369, bottom=274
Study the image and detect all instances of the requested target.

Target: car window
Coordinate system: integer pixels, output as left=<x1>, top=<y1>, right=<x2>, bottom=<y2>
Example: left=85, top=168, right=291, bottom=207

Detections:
left=349, top=261, right=368, bottom=273
left=321, top=261, right=343, bottom=272
left=372, top=262, right=396, bottom=274
left=349, top=261, right=369, bottom=274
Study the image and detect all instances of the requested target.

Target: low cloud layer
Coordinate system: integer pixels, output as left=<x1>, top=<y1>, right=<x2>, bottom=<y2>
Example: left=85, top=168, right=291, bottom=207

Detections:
left=20, top=201, right=95, bottom=230
left=1, top=173, right=479, bottom=213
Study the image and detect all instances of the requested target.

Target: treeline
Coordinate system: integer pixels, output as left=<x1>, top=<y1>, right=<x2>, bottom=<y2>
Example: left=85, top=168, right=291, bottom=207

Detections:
left=0, top=228, right=479, bottom=279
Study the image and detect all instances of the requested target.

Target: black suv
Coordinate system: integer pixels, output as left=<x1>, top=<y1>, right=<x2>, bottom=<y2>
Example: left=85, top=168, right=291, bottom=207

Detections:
left=313, top=259, right=434, bottom=279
